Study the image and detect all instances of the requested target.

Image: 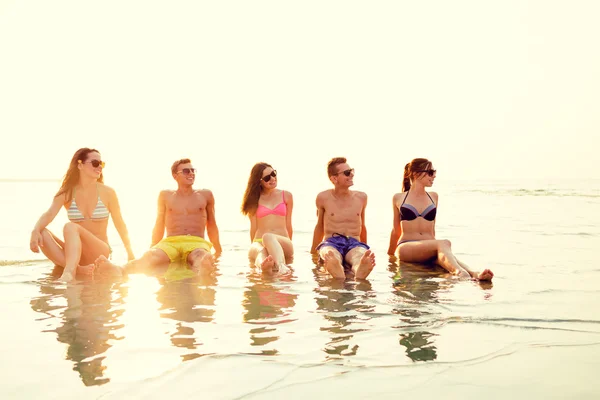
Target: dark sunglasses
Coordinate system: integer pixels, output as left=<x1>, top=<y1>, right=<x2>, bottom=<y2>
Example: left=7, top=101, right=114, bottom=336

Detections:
left=177, top=168, right=196, bottom=175
left=335, top=168, right=354, bottom=177
left=417, top=169, right=436, bottom=177
left=85, top=160, right=105, bottom=168
left=262, top=170, right=277, bottom=182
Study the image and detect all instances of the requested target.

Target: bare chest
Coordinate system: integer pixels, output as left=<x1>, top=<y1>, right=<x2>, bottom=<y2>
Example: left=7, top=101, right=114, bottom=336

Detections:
left=324, top=198, right=362, bottom=221
left=166, top=195, right=207, bottom=216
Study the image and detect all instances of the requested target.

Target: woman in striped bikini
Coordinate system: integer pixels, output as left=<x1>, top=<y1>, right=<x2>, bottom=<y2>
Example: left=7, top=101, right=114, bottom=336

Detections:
left=29, top=148, right=134, bottom=282
left=241, top=162, right=294, bottom=274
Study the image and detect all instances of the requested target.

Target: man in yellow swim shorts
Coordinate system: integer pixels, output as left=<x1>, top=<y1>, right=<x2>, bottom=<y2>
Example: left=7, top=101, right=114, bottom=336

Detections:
left=95, top=158, right=222, bottom=276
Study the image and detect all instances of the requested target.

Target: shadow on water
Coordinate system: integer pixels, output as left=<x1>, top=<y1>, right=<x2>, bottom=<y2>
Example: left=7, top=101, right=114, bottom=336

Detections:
left=312, top=264, right=376, bottom=358
left=30, top=267, right=127, bottom=386
left=155, top=266, right=219, bottom=361
left=242, top=267, right=298, bottom=355
left=388, top=257, right=450, bottom=362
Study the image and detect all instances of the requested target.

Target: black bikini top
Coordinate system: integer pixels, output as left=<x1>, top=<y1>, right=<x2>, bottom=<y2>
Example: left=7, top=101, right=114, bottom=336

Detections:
left=399, top=190, right=437, bottom=221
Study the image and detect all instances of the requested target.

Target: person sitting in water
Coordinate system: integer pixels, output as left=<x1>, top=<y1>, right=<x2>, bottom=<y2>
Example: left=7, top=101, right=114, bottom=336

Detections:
left=241, top=162, right=294, bottom=274
left=387, top=158, right=493, bottom=281
left=310, top=157, right=376, bottom=280
left=29, top=147, right=134, bottom=282
left=95, top=158, right=222, bottom=277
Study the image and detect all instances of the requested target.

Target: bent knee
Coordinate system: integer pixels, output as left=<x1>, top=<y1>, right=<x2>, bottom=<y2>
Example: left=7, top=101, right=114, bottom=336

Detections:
left=63, top=222, right=80, bottom=234
left=438, top=239, right=451, bottom=249
left=261, top=233, right=276, bottom=242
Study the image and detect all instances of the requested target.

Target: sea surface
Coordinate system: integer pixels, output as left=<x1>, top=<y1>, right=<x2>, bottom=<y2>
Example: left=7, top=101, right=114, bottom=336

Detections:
left=1, top=178, right=599, bottom=399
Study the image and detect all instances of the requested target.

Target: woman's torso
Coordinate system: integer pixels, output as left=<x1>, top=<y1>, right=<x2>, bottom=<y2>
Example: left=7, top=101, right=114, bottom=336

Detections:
left=64, top=184, right=110, bottom=243
left=254, top=189, right=289, bottom=239
left=396, top=190, right=437, bottom=242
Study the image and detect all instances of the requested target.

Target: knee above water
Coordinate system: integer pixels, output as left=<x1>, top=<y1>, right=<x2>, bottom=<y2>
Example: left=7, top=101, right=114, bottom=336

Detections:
left=261, top=233, right=275, bottom=242
left=439, top=239, right=452, bottom=248
left=63, top=222, right=79, bottom=234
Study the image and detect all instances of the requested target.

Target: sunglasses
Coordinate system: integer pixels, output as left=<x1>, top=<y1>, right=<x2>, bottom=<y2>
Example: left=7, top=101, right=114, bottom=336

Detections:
left=262, top=170, right=277, bottom=182
left=177, top=168, right=196, bottom=175
left=85, top=160, right=105, bottom=168
left=335, top=168, right=354, bottom=177
left=417, top=169, right=436, bottom=177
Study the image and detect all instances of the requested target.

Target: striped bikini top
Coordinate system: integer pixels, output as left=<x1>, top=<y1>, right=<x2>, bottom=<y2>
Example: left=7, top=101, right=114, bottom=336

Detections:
left=67, top=186, right=110, bottom=222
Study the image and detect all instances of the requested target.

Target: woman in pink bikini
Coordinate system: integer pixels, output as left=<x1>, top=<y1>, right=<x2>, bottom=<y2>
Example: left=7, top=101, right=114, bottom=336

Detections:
left=387, top=158, right=493, bottom=281
left=241, top=162, right=293, bottom=274
left=29, top=148, right=134, bottom=282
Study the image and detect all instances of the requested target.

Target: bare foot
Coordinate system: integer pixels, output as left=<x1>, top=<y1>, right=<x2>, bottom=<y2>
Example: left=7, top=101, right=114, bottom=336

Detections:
left=192, top=253, right=215, bottom=275
left=260, top=255, right=275, bottom=273
left=323, top=250, right=345, bottom=279
left=58, top=271, right=75, bottom=282
left=276, top=263, right=290, bottom=275
left=77, top=264, right=95, bottom=276
left=354, top=250, right=375, bottom=279
left=94, top=255, right=124, bottom=278
left=454, top=269, right=471, bottom=279
left=475, top=269, right=494, bottom=281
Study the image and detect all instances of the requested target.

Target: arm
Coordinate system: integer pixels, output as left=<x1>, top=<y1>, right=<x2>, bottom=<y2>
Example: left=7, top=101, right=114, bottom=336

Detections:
left=310, top=193, right=325, bottom=254
left=249, top=214, right=257, bottom=242
left=30, top=193, right=65, bottom=252
left=387, top=194, right=402, bottom=255
left=205, top=190, right=222, bottom=255
left=431, top=192, right=438, bottom=238
left=151, top=191, right=167, bottom=247
left=359, top=192, right=367, bottom=244
left=285, top=191, right=293, bottom=240
left=106, top=186, right=135, bottom=260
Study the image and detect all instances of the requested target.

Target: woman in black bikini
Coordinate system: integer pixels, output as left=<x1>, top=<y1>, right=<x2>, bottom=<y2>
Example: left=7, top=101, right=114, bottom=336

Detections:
left=387, top=158, right=493, bottom=281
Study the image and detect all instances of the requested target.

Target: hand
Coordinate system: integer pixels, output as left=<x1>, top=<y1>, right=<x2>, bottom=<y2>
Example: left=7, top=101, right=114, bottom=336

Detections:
left=30, top=230, right=43, bottom=253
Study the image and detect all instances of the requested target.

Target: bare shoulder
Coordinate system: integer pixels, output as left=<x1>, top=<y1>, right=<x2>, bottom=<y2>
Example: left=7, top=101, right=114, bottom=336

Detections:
left=353, top=190, right=368, bottom=202
left=197, top=189, right=215, bottom=200
left=316, top=189, right=331, bottom=200
left=429, top=191, right=439, bottom=203
left=159, top=189, right=174, bottom=198
left=97, top=183, right=117, bottom=198
left=282, top=189, right=293, bottom=199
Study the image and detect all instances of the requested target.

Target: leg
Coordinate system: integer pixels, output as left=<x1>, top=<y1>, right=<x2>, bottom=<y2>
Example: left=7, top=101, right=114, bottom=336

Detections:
left=39, top=229, right=66, bottom=267
left=249, top=242, right=275, bottom=273
left=187, top=248, right=215, bottom=275
left=318, top=245, right=345, bottom=279
left=60, top=223, right=111, bottom=282
left=96, top=248, right=170, bottom=277
left=346, top=246, right=376, bottom=280
left=398, top=239, right=470, bottom=278
left=456, top=259, right=494, bottom=281
left=261, top=233, right=293, bottom=273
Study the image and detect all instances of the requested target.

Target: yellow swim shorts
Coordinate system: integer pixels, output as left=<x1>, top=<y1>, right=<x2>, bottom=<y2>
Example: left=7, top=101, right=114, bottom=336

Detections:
left=152, top=235, right=212, bottom=263
left=253, top=238, right=263, bottom=244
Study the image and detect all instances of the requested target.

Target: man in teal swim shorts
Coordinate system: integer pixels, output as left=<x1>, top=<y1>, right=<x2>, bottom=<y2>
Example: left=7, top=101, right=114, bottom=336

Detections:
left=310, top=157, right=376, bottom=280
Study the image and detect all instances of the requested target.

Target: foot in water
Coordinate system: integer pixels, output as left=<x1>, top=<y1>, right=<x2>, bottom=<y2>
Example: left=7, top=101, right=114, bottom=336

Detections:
left=354, top=250, right=375, bottom=279
left=192, top=253, right=215, bottom=275
left=474, top=269, right=494, bottom=281
left=58, top=271, right=75, bottom=282
left=94, top=255, right=124, bottom=277
left=77, top=264, right=95, bottom=276
left=260, top=255, right=275, bottom=273
left=323, top=250, right=345, bottom=279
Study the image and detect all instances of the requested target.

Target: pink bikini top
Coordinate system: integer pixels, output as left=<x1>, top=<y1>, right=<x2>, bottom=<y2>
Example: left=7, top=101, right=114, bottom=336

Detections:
left=256, top=191, right=287, bottom=218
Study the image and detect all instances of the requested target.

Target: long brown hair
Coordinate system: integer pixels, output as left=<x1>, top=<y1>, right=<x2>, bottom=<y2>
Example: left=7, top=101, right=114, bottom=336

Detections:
left=402, top=158, right=432, bottom=192
left=55, top=148, right=104, bottom=201
left=241, top=162, right=272, bottom=216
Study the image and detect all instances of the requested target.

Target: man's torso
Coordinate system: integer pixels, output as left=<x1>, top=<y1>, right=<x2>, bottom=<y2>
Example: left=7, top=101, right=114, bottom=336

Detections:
left=164, top=190, right=209, bottom=237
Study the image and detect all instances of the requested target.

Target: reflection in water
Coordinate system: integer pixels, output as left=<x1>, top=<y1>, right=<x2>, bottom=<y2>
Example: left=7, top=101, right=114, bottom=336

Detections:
left=313, top=268, right=375, bottom=358
left=30, top=269, right=127, bottom=386
left=155, top=265, right=218, bottom=361
left=242, top=269, right=298, bottom=355
left=389, top=258, right=446, bottom=362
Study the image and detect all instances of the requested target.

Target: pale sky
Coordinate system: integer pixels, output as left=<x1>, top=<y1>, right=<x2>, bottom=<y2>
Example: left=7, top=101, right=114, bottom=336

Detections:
left=1, top=0, right=598, bottom=184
